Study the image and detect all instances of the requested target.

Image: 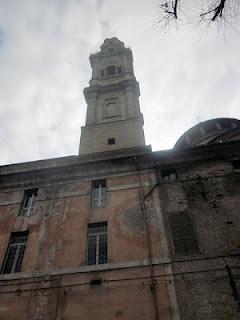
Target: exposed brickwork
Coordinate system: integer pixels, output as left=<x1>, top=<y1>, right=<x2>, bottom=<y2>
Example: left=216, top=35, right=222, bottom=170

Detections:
left=156, top=142, right=240, bottom=319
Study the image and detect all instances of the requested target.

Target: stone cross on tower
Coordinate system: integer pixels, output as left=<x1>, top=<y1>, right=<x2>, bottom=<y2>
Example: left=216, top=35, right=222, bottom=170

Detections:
left=79, top=38, right=146, bottom=155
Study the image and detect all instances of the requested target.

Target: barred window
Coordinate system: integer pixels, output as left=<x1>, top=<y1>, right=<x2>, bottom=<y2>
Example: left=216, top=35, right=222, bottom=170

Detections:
left=86, top=222, right=107, bottom=265
left=19, top=189, right=38, bottom=217
left=168, top=212, right=198, bottom=254
left=1, top=231, right=29, bottom=274
left=91, top=180, right=107, bottom=208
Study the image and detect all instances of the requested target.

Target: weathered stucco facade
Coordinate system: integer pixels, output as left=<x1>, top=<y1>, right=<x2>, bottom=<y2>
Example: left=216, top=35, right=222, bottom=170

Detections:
left=0, top=38, right=240, bottom=320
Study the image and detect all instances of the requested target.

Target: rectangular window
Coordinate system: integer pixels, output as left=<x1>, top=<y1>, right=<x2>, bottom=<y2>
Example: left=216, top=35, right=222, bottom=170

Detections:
left=168, top=212, right=198, bottom=254
left=161, top=169, right=177, bottom=182
left=86, top=222, right=107, bottom=265
left=1, top=231, right=29, bottom=274
left=108, top=138, right=115, bottom=145
left=91, top=180, right=107, bottom=208
left=19, top=189, right=38, bottom=217
left=232, top=160, right=240, bottom=173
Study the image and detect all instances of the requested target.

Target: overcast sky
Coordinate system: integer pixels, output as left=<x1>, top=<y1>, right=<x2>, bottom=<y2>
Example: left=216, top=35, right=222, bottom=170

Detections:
left=0, top=0, right=239, bottom=165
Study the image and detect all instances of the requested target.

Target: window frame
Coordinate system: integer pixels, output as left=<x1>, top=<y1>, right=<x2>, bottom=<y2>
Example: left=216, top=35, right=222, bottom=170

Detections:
left=91, top=180, right=107, bottom=208
left=1, top=231, right=29, bottom=274
left=19, top=189, right=38, bottom=217
left=86, top=222, right=108, bottom=265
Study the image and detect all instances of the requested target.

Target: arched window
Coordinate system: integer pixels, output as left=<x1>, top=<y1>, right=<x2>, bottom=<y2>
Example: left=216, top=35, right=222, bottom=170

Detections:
left=106, top=102, right=118, bottom=117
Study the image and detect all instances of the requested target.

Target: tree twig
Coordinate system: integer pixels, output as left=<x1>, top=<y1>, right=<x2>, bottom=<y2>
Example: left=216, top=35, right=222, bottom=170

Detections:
left=200, top=0, right=228, bottom=21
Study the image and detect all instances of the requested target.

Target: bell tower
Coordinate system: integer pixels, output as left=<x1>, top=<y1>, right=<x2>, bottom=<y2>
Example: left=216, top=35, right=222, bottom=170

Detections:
left=79, top=38, right=146, bottom=155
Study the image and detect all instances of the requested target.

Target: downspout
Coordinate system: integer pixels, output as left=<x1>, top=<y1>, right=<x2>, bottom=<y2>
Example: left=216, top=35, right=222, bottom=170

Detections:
left=134, top=156, right=160, bottom=320
left=225, top=264, right=240, bottom=313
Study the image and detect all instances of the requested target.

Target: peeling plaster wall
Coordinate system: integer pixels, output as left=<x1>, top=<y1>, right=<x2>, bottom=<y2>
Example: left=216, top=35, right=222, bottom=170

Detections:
left=0, top=141, right=239, bottom=319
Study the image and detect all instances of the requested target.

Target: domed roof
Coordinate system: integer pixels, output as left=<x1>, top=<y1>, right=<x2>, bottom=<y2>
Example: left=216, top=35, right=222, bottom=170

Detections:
left=174, top=118, right=240, bottom=149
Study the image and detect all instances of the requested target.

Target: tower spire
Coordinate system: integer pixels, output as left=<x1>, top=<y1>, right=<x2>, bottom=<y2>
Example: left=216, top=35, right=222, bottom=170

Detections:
left=79, top=38, right=145, bottom=155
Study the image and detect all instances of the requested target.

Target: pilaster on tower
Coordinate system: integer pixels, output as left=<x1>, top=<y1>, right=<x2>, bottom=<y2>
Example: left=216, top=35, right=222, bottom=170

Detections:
left=79, top=38, right=146, bottom=155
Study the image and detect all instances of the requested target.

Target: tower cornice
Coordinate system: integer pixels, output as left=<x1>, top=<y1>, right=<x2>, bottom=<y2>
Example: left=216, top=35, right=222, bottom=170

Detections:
left=83, top=80, right=140, bottom=101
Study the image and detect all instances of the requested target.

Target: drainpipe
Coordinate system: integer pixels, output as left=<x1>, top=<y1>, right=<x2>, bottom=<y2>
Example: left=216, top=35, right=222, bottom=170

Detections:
left=225, top=264, right=240, bottom=313
left=134, top=156, right=160, bottom=320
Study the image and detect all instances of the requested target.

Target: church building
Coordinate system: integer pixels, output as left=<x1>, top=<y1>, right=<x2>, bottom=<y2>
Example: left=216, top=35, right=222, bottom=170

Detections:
left=0, top=38, right=240, bottom=320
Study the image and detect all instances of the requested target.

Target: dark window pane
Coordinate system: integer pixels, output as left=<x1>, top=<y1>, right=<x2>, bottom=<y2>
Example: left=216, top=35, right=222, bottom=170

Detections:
left=174, top=239, right=185, bottom=253
left=92, top=180, right=106, bottom=188
left=108, top=138, right=115, bottom=145
left=87, top=235, right=97, bottom=265
left=184, top=238, right=198, bottom=252
left=14, top=246, right=26, bottom=272
left=168, top=212, right=198, bottom=254
left=88, top=222, right=107, bottom=233
left=171, top=225, right=187, bottom=239
left=181, top=224, right=195, bottom=237
left=232, top=160, right=240, bottom=172
left=180, top=213, right=191, bottom=224
left=168, top=214, right=180, bottom=225
left=2, top=246, right=17, bottom=274
left=98, top=234, right=107, bottom=264
left=161, top=169, right=177, bottom=181
left=11, top=231, right=28, bottom=244
left=107, top=65, right=116, bottom=76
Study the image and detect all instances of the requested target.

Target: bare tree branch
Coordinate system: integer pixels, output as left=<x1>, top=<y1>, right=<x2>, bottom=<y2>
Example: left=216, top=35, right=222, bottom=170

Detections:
left=160, top=0, right=180, bottom=19
left=212, top=0, right=227, bottom=21
left=157, top=0, right=239, bottom=33
left=173, top=0, right=179, bottom=19
left=200, top=0, right=228, bottom=21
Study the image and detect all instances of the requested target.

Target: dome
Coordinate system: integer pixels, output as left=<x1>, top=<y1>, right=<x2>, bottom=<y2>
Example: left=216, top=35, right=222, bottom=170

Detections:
left=174, top=118, right=240, bottom=149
